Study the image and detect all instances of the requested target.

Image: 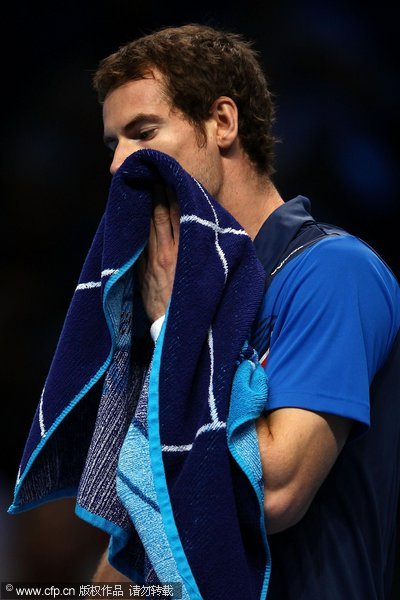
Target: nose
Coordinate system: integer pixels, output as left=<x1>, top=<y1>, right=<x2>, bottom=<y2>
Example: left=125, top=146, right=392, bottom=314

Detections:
left=109, top=142, right=133, bottom=175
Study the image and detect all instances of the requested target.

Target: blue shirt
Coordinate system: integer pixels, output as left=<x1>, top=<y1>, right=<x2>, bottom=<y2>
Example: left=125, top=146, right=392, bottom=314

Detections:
left=252, top=197, right=400, bottom=599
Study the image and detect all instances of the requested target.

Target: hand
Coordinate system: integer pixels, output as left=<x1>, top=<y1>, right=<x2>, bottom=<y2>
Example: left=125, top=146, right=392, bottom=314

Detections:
left=137, top=184, right=180, bottom=323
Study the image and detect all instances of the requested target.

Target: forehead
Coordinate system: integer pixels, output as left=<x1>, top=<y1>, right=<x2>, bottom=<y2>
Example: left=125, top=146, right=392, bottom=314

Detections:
left=103, top=72, right=170, bottom=125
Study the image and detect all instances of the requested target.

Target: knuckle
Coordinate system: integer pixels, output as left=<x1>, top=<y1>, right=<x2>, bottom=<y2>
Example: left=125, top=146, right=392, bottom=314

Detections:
left=158, top=253, right=174, bottom=269
left=153, top=207, right=170, bottom=225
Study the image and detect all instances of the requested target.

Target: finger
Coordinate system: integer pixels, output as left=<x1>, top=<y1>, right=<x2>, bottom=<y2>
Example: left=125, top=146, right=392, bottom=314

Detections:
left=152, top=202, right=173, bottom=250
left=151, top=184, right=174, bottom=250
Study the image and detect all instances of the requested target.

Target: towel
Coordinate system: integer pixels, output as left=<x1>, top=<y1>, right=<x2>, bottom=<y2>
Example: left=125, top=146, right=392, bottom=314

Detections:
left=9, top=149, right=271, bottom=599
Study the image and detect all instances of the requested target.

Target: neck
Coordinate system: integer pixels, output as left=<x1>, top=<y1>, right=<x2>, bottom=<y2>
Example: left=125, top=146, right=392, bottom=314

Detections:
left=216, top=155, right=284, bottom=240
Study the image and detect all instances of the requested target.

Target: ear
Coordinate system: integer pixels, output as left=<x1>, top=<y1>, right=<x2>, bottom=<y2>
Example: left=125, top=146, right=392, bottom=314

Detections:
left=209, top=96, right=238, bottom=150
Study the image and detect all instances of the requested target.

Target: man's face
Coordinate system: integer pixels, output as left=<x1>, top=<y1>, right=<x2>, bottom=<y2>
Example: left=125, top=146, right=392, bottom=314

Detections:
left=102, top=70, right=223, bottom=198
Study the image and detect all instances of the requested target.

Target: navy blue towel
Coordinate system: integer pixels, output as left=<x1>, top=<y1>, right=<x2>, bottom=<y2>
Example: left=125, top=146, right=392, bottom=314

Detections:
left=9, top=149, right=271, bottom=599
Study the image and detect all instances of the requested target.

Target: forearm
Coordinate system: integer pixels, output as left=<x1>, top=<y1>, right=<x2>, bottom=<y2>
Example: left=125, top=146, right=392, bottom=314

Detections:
left=255, top=408, right=351, bottom=534
left=255, top=414, right=306, bottom=534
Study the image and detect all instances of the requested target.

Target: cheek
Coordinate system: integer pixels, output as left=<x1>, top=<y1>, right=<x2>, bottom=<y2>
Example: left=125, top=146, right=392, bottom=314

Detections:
left=195, top=148, right=222, bottom=197
left=164, top=128, right=222, bottom=195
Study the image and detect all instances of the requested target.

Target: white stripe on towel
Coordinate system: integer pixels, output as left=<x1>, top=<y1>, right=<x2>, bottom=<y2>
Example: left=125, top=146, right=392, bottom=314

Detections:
left=75, top=269, right=119, bottom=291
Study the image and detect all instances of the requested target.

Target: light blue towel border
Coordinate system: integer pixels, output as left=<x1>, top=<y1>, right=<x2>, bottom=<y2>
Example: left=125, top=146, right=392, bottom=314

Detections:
left=75, top=504, right=144, bottom=584
left=8, top=245, right=145, bottom=513
left=226, top=354, right=272, bottom=600
left=147, top=307, right=202, bottom=599
left=7, top=487, right=78, bottom=514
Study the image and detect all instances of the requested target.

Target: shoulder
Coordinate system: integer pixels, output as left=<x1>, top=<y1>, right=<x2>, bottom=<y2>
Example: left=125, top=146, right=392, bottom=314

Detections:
left=307, top=233, right=395, bottom=273
left=258, top=233, right=400, bottom=401
left=257, top=234, right=399, bottom=432
left=269, top=234, right=399, bottom=312
left=283, top=233, right=395, bottom=277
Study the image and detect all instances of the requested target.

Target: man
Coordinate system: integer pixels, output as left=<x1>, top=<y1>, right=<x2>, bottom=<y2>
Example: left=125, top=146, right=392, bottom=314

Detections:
left=87, top=24, right=400, bottom=598
left=9, top=23, right=399, bottom=598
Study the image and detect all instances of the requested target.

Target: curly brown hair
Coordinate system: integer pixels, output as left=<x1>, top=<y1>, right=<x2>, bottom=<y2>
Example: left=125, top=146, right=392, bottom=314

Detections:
left=93, top=24, right=277, bottom=176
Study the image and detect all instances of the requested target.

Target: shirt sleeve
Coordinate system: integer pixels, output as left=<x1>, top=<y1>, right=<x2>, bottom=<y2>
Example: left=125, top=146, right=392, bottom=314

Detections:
left=264, top=235, right=400, bottom=437
left=150, top=314, right=166, bottom=343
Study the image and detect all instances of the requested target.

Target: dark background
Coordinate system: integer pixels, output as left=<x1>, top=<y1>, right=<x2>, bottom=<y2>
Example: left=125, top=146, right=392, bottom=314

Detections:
left=1, top=0, right=399, bottom=592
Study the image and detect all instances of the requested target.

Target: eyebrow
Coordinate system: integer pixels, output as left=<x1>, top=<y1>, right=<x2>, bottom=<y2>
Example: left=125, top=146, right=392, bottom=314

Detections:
left=103, top=113, right=165, bottom=146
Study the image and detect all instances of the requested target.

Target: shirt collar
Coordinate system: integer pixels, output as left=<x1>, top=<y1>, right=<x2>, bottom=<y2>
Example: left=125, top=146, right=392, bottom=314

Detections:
left=253, top=195, right=316, bottom=275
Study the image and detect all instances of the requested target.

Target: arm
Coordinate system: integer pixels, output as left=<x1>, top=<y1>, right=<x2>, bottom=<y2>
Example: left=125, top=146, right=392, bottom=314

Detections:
left=252, top=237, right=396, bottom=534
left=256, top=408, right=352, bottom=534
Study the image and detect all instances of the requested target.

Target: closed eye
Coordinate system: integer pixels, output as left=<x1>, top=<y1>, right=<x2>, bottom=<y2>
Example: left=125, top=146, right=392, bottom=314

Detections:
left=137, top=128, right=158, bottom=141
left=103, top=114, right=164, bottom=150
